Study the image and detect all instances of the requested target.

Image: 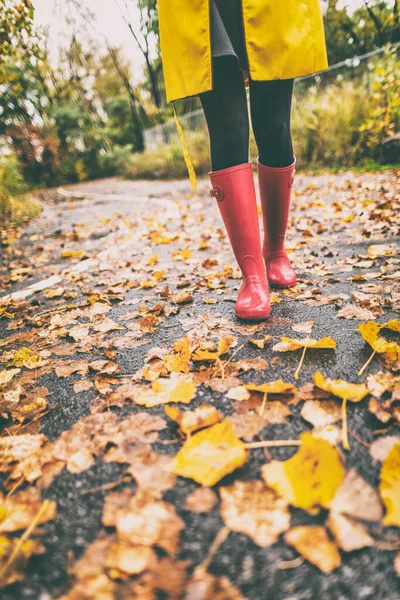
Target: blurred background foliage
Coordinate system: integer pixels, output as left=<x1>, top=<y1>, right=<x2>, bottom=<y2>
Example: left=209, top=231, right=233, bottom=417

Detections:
left=0, top=0, right=399, bottom=222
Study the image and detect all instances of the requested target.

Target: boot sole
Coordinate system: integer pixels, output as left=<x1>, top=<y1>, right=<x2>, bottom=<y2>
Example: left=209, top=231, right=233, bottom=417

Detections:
left=235, top=308, right=271, bottom=321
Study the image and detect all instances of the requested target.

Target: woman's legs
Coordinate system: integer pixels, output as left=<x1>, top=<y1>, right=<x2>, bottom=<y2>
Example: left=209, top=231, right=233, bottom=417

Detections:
left=249, top=78, right=294, bottom=168
left=201, top=57, right=270, bottom=320
left=200, top=57, right=249, bottom=171
left=249, top=78, right=297, bottom=288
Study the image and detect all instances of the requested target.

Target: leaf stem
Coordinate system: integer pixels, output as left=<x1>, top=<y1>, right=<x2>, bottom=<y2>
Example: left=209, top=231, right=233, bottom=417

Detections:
left=259, top=392, right=268, bottom=416
left=358, top=349, right=376, bottom=376
left=341, top=397, right=350, bottom=450
left=244, top=440, right=301, bottom=449
left=201, top=526, right=230, bottom=570
left=294, top=346, right=307, bottom=380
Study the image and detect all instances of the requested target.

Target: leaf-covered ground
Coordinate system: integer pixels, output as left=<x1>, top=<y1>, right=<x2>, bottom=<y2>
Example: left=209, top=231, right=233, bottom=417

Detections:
left=0, top=171, right=399, bottom=599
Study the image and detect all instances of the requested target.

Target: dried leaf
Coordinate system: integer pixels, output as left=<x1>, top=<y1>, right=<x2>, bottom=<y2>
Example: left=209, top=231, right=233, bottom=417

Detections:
left=220, top=480, right=290, bottom=547
left=192, top=337, right=234, bottom=361
left=291, top=321, right=315, bottom=334
left=272, top=337, right=336, bottom=379
left=248, top=335, right=272, bottom=349
left=301, top=400, right=342, bottom=428
left=370, top=436, right=400, bottom=462
left=327, top=512, right=374, bottom=552
left=104, top=491, right=184, bottom=555
left=284, top=526, right=341, bottom=573
left=165, top=403, right=222, bottom=436
left=185, top=566, right=245, bottom=600
left=164, top=337, right=191, bottom=374
left=184, top=488, right=218, bottom=513
left=0, top=488, right=56, bottom=534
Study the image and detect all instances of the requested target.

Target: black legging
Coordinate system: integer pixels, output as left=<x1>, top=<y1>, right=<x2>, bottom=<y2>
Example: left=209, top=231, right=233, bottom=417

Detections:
left=200, top=56, right=294, bottom=171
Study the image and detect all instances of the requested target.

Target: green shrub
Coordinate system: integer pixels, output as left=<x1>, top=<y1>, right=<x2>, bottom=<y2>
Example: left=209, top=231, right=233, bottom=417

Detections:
left=358, top=48, right=400, bottom=161
left=0, top=155, right=41, bottom=225
left=122, top=130, right=210, bottom=180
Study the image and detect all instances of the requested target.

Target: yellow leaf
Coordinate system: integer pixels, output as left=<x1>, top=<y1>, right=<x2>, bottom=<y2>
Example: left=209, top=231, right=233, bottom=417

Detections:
left=243, top=380, right=296, bottom=395
left=285, top=526, right=341, bottom=573
left=380, top=442, right=400, bottom=527
left=248, top=335, right=272, bottom=349
left=60, top=250, right=86, bottom=259
left=148, top=254, right=158, bottom=266
left=358, top=321, right=400, bottom=373
left=262, top=432, right=344, bottom=511
left=272, top=336, right=337, bottom=352
left=313, top=372, right=369, bottom=402
left=165, top=403, right=222, bottom=436
left=385, top=319, right=400, bottom=333
left=169, top=420, right=247, bottom=486
left=135, top=374, right=196, bottom=408
left=9, top=347, right=43, bottom=370
left=164, top=338, right=191, bottom=374
left=272, top=337, right=336, bottom=380
left=192, top=336, right=234, bottom=361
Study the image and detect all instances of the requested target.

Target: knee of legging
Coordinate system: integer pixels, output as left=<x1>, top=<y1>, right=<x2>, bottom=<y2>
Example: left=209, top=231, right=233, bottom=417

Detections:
left=255, top=118, right=291, bottom=147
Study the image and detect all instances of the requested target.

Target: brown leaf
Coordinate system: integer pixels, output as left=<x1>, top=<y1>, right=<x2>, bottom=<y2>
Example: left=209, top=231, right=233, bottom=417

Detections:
left=104, top=491, right=184, bottom=554
left=165, top=403, right=222, bottom=436
left=327, top=512, right=374, bottom=552
left=184, top=566, right=245, bottom=600
left=284, top=526, right=341, bottom=573
left=301, top=400, right=342, bottom=428
left=184, top=487, right=218, bottom=513
left=0, top=487, right=56, bottom=533
left=220, top=480, right=290, bottom=547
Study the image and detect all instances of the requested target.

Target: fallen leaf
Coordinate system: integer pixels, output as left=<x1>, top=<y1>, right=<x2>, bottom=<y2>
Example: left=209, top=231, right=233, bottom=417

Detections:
left=103, top=490, right=184, bottom=555
left=379, top=442, right=400, bottom=526
left=313, top=371, right=370, bottom=449
left=184, top=566, right=245, bottom=600
left=192, top=336, right=234, bottom=362
left=327, top=512, right=374, bottom=552
left=301, top=400, right=341, bottom=428
left=336, top=305, right=376, bottom=320
left=262, top=433, right=344, bottom=511
left=135, top=374, right=197, bottom=408
left=165, top=403, right=222, bottom=436
left=169, top=420, right=247, bottom=486
left=184, top=488, right=218, bottom=513
left=272, top=337, right=336, bottom=379
left=220, top=480, right=290, bottom=547
left=248, top=335, right=272, bottom=349
left=0, top=488, right=56, bottom=534
left=291, top=321, right=315, bottom=334
left=370, top=436, right=400, bottom=462
left=164, top=337, right=191, bottom=374
left=330, top=467, right=382, bottom=522
left=284, top=526, right=341, bottom=573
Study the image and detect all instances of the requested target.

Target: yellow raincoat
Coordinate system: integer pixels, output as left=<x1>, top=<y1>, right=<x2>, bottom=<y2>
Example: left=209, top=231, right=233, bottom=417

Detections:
left=158, top=0, right=328, bottom=103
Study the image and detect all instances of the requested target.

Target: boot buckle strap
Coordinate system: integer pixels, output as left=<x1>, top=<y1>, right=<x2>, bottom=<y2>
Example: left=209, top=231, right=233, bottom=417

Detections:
left=210, top=185, right=224, bottom=201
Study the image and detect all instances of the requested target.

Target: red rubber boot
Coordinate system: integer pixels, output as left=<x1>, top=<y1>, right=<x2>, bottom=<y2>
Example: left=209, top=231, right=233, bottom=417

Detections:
left=209, top=162, right=271, bottom=320
left=257, top=158, right=297, bottom=288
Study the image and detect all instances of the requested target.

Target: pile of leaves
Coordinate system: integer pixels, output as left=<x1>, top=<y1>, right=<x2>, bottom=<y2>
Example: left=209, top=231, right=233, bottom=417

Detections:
left=0, top=170, right=399, bottom=598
